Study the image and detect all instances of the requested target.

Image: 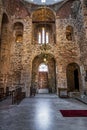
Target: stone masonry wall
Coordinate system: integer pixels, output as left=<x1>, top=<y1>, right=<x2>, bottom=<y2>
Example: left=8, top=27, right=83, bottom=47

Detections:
left=0, top=0, right=3, bottom=36
left=0, top=0, right=87, bottom=96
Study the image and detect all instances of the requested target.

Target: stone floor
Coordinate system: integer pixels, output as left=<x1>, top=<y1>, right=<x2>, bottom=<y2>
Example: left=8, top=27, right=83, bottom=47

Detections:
left=0, top=94, right=87, bottom=130
left=75, top=95, right=87, bottom=105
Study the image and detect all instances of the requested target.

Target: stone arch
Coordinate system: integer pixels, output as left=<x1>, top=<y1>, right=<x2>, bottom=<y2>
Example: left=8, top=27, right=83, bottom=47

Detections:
left=32, top=7, right=55, bottom=22
left=10, top=22, right=24, bottom=85
left=31, top=53, right=57, bottom=93
left=0, top=13, right=10, bottom=91
left=32, top=7, right=56, bottom=44
left=66, top=63, right=81, bottom=92
left=0, top=13, right=9, bottom=73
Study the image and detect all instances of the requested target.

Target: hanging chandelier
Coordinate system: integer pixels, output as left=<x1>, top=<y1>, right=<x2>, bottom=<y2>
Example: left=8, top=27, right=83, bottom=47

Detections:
left=39, top=1, right=51, bottom=63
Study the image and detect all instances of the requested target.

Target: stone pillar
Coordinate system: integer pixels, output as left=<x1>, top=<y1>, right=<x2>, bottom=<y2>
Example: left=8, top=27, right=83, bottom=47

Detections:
left=21, top=17, right=32, bottom=97
left=21, top=63, right=32, bottom=97
left=80, top=65, right=86, bottom=96
left=0, top=0, right=3, bottom=67
left=56, top=64, right=67, bottom=95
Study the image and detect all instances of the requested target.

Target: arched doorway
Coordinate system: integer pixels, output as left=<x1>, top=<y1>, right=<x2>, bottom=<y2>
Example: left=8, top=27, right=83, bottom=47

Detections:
left=66, top=63, right=80, bottom=92
left=31, top=53, right=56, bottom=94
left=38, top=63, right=49, bottom=93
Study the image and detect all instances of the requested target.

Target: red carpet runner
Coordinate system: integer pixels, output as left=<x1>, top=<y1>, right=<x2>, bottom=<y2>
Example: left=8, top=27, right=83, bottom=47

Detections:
left=60, top=110, right=87, bottom=117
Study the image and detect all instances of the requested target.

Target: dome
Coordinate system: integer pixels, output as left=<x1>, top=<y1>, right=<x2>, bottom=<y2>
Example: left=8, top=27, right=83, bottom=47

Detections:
left=24, top=0, right=63, bottom=5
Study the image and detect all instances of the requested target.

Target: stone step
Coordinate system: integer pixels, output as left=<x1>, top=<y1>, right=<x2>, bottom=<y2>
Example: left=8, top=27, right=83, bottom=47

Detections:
left=68, top=92, right=80, bottom=97
left=38, top=89, right=49, bottom=94
left=75, top=95, right=87, bottom=104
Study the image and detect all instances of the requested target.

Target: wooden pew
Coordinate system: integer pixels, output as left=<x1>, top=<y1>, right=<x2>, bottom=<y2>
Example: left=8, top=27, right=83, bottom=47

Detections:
left=12, top=87, right=25, bottom=104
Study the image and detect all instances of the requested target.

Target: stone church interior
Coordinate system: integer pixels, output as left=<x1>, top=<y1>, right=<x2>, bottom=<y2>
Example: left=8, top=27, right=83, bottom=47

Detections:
left=0, top=0, right=87, bottom=102
left=1, top=0, right=87, bottom=130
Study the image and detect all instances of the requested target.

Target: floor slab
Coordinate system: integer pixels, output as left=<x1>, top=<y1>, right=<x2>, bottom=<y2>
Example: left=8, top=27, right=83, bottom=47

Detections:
left=0, top=94, right=87, bottom=130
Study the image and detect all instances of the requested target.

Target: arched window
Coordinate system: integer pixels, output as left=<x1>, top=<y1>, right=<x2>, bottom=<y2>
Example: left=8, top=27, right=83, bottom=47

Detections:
left=66, top=25, right=73, bottom=41
left=39, top=63, right=48, bottom=72
left=38, top=26, right=49, bottom=44
left=14, top=22, right=23, bottom=43
left=32, top=8, right=55, bottom=44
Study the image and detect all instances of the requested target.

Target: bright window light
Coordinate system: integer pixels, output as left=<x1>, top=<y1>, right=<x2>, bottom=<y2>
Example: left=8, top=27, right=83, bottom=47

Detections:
left=42, top=27, right=45, bottom=44
left=38, top=32, right=41, bottom=44
left=38, top=27, right=49, bottom=44
left=39, top=63, right=48, bottom=72
left=41, top=0, right=46, bottom=3
left=46, top=32, right=49, bottom=44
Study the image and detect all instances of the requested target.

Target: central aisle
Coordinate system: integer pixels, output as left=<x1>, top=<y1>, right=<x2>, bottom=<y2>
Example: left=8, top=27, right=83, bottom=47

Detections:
left=0, top=94, right=87, bottom=130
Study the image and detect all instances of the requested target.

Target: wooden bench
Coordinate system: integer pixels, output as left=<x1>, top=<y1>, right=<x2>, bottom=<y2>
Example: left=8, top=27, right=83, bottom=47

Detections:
left=12, top=87, right=25, bottom=104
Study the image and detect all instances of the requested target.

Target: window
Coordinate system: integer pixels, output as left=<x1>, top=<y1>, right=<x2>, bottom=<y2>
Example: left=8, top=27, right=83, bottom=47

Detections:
left=14, top=22, right=23, bottom=43
left=32, top=8, right=55, bottom=44
left=41, top=0, right=46, bottom=3
left=42, top=27, right=45, bottom=44
left=38, top=32, right=41, bottom=44
left=66, top=25, right=73, bottom=41
left=39, top=63, right=48, bottom=72
left=38, top=27, right=49, bottom=44
left=46, top=32, right=49, bottom=44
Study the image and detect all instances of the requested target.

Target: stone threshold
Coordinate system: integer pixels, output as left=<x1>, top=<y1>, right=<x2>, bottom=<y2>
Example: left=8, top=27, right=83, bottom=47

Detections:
left=75, top=96, right=87, bottom=105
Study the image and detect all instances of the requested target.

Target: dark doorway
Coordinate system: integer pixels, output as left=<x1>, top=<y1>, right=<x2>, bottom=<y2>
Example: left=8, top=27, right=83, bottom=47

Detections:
left=74, top=69, right=79, bottom=91
left=67, top=63, right=80, bottom=92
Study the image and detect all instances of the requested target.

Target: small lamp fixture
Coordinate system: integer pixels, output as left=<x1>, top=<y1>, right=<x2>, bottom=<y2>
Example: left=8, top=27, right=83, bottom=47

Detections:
left=43, top=54, right=48, bottom=64
left=43, top=57, right=46, bottom=62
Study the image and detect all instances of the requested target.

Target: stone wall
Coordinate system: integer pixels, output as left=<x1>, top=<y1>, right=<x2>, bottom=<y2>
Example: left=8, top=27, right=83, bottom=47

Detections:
left=0, top=0, right=3, bottom=36
left=0, top=0, right=87, bottom=96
